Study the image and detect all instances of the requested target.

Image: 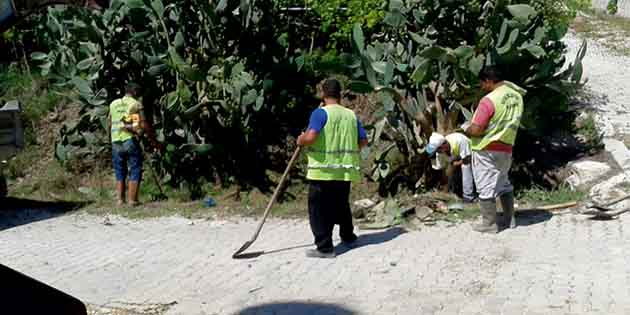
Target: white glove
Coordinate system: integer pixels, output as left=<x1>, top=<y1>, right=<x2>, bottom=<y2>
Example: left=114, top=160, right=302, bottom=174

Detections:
left=460, top=121, right=471, bottom=131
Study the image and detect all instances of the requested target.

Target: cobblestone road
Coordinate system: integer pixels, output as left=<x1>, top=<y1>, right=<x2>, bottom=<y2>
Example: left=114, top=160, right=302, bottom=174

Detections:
left=4, top=33, right=630, bottom=315
left=3, top=210, right=630, bottom=315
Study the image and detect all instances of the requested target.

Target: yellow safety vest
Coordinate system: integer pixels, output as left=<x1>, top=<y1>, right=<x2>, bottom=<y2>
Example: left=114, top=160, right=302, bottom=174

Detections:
left=110, top=96, right=140, bottom=143
left=306, top=105, right=361, bottom=182
left=446, top=134, right=461, bottom=158
left=471, top=81, right=525, bottom=151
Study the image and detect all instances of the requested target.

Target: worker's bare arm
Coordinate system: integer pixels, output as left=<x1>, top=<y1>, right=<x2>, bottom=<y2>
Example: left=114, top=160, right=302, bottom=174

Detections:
left=359, top=138, right=369, bottom=149
left=297, top=129, right=319, bottom=146
left=466, top=123, right=486, bottom=138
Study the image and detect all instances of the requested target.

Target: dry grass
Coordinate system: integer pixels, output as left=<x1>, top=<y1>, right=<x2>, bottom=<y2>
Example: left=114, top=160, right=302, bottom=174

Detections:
left=572, top=9, right=630, bottom=56
left=517, top=184, right=586, bottom=207
left=87, top=302, right=176, bottom=315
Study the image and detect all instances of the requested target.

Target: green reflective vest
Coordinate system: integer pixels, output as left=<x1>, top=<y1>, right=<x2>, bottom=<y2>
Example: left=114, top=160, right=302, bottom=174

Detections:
left=471, top=81, right=525, bottom=151
left=446, top=133, right=469, bottom=158
left=110, top=96, right=139, bottom=143
left=306, top=105, right=361, bottom=182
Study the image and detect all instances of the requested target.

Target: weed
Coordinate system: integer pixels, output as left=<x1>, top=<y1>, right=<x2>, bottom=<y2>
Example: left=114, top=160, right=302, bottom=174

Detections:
left=608, top=0, right=619, bottom=15
left=517, top=184, right=586, bottom=206
left=5, top=147, right=39, bottom=179
left=575, top=112, right=605, bottom=152
left=0, top=65, right=69, bottom=145
left=10, top=159, right=81, bottom=201
left=85, top=201, right=210, bottom=220
left=574, top=9, right=630, bottom=56
left=442, top=204, right=481, bottom=222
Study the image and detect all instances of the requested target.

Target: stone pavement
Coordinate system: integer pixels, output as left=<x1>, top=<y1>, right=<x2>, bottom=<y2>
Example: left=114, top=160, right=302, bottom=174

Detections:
left=4, top=25, right=630, bottom=315
left=3, top=210, right=630, bottom=315
left=566, top=33, right=630, bottom=138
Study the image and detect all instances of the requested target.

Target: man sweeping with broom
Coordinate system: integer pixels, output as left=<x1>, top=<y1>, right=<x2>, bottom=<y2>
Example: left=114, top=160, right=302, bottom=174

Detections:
left=297, top=79, right=369, bottom=258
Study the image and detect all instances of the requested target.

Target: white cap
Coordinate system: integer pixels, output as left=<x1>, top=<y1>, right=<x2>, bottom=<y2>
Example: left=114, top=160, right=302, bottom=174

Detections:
left=426, top=132, right=446, bottom=156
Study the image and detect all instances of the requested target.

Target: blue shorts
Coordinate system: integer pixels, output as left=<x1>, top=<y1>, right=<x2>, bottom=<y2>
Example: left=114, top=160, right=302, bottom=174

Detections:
left=112, top=139, right=143, bottom=182
left=0, top=0, right=16, bottom=26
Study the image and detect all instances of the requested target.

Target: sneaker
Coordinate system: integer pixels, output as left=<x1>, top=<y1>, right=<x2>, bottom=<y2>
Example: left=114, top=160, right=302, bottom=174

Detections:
left=305, top=249, right=336, bottom=259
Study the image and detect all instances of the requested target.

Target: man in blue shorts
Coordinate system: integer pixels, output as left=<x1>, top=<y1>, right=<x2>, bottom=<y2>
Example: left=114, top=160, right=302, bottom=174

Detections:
left=108, top=83, right=144, bottom=206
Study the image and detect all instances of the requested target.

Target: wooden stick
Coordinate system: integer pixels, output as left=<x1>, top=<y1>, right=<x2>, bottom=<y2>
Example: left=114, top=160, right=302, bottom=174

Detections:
left=232, top=146, right=302, bottom=258
left=590, top=208, right=630, bottom=220
left=532, top=201, right=578, bottom=211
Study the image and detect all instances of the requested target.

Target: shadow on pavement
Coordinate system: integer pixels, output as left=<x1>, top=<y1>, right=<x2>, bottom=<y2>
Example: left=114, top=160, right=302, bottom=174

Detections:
left=335, top=226, right=407, bottom=256
left=237, top=302, right=356, bottom=315
left=236, top=227, right=407, bottom=259
left=233, top=243, right=313, bottom=259
left=511, top=209, right=553, bottom=227
left=0, top=197, right=88, bottom=231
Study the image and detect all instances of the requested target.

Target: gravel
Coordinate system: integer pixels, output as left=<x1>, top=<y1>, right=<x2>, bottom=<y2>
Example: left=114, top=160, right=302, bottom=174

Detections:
left=565, top=32, right=630, bottom=136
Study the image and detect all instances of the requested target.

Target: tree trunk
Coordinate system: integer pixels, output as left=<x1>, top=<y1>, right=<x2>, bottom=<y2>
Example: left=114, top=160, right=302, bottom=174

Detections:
left=445, top=109, right=460, bottom=133
left=432, top=84, right=448, bottom=134
left=415, top=111, right=433, bottom=139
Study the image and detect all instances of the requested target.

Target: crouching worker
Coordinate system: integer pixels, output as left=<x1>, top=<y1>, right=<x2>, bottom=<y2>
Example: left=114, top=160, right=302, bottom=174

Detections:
left=426, top=132, right=476, bottom=203
left=108, top=83, right=145, bottom=206
left=297, top=79, right=369, bottom=259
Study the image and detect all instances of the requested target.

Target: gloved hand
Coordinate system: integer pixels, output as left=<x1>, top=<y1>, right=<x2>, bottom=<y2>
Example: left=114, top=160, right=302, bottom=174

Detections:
left=460, top=121, right=471, bottom=132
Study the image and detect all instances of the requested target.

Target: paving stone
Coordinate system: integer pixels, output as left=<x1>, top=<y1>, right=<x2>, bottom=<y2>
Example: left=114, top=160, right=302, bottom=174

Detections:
left=6, top=139, right=630, bottom=315
left=565, top=160, right=612, bottom=188
left=604, top=138, right=630, bottom=170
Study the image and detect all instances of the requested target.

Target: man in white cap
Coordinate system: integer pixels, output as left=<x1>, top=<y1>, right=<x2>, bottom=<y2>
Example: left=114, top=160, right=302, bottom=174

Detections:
left=426, top=132, right=476, bottom=203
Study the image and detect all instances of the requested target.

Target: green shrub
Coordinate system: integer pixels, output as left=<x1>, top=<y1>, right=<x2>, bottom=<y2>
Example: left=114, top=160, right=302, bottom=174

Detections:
left=27, top=1, right=336, bottom=193
left=517, top=184, right=586, bottom=205
left=608, top=0, right=619, bottom=15
left=348, top=0, right=586, bottom=194
left=0, top=65, right=67, bottom=145
left=575, top=113, right=604, bottom=152
left=23, top=0, right=588, bottom=197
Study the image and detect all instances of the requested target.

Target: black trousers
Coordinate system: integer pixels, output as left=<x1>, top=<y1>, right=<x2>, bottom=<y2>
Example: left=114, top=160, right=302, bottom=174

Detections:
left=308, top=180, right=355, bottom=253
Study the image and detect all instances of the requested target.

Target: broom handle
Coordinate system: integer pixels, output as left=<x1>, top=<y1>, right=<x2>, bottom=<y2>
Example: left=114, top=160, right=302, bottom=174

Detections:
left=249, top=146, right=302, bottom=241
left=137, top=140, right=166, bottom=196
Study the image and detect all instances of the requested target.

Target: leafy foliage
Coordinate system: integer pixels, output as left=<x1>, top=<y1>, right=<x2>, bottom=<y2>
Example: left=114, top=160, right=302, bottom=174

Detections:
left=349, top=0, right=587, bottom=194
left=528, top=0, right=592, bottom=26
left=293, top=0, right=385, bottom=49
left=608, top=0, right=619, bottom=15
left=29, top=0, right=331, bottom=193
left=22, top=0, right=591, bottom=197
